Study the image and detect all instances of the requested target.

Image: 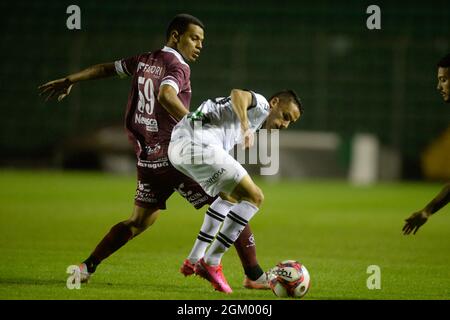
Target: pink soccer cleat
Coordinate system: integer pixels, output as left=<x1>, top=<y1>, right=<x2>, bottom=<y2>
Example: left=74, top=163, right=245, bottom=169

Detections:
left=180, top=259, right=196, bottom=277
left=194, top=258, right=232, bottom=294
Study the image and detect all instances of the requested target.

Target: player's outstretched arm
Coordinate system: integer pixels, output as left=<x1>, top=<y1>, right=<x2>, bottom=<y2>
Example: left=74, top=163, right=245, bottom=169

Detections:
left=403, top=183, right=450, bottom=235
left=230, top=89, right=253, bottom=149
left=38, top=62, right=116, bottom=102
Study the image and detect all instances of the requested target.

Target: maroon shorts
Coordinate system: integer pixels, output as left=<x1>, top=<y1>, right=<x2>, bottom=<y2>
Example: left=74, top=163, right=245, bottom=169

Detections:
left=134, top=159, right=216, bottom=210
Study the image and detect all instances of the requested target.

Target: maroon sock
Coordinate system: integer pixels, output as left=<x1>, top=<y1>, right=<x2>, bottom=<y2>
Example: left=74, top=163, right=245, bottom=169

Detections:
left=84, top=222, right=133, bottom=272
left=234, top=224, right=264, bottom=280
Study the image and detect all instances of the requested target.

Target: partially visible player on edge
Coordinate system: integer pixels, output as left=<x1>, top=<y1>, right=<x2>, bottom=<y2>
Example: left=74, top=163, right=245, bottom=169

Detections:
left=403, top=53, right=450, bottom=235
left=38, top=14, right=271, bottom=289
left=168, top=89, right=303, bottom=293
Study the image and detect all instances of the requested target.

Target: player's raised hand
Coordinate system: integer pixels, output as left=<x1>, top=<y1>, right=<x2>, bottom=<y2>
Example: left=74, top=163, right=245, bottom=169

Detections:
left=402, top=210, right=429, bottom=235
left=242, top=127, right=254, bottom=149
left=38, top=78, right=73, bottom=102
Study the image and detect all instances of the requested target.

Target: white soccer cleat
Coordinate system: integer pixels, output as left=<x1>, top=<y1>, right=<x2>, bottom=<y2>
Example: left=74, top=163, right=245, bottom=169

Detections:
left=78, top=263, right=91, bottom=283
left=243, top=270, right=276, bottom=290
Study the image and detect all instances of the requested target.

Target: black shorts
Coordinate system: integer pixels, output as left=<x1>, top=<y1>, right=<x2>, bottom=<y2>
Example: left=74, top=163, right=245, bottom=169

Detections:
left=134, top=159, right=216, bottom=210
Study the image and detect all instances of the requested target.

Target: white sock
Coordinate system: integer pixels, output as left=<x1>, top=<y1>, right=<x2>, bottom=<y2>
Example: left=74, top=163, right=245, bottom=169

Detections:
left=204, top=200, right=259, bottom=266
left=187, top=198, right=234, bottom=263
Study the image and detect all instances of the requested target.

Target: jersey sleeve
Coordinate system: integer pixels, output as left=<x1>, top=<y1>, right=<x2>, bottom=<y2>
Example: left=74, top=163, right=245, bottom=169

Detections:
left=249, top=91, right=270, bottom=113
left=247, top=91, right=270, bottom=131
left=160, top=63, right=189, bottom=94
left=114, top=54, right=140, bottom=78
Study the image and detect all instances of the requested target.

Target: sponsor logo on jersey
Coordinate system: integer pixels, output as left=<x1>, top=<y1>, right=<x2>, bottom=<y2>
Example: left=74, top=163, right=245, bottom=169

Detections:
left=205, top=168, right=226, bottom=186
left=145, top=144, right=161, bottom=155
left=135, top=114, right=158, bottom=132
left=137, top=62, right=163, bottom=78
left=137, top=159, right=170, bottom=169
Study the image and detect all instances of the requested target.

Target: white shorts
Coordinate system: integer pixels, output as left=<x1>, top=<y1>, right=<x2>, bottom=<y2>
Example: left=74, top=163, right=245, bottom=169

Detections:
left=168, top=136, right=248, bottom=197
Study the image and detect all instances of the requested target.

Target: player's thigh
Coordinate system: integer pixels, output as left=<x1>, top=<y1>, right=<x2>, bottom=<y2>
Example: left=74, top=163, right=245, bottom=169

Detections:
left=131, top=165, right=176, bottom=228
left=170, top=140, right=251, bottom=199
left=229, top=175, right=264, bottom=207
left=192, top=145, right=249, bottom=197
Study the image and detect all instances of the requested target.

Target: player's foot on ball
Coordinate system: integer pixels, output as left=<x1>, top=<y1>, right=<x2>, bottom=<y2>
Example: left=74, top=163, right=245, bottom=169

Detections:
left=78, top=263, right=91, bottom=283
left=243, top=271, right=273, bottom=290
left=180, top=259, right=196, bottom=277
left=194, top=258, right=232, bottom=294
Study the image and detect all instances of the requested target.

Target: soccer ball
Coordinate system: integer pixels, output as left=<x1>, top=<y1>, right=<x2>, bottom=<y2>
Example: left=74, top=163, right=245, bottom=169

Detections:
left=269, top=260, right=311, bottom=298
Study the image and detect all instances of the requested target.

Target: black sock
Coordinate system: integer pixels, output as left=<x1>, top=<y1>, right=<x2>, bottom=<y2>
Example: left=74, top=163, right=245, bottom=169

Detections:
left=83, top=256, right=100, bottom=274
left=244, top=264, right=264, bottom=281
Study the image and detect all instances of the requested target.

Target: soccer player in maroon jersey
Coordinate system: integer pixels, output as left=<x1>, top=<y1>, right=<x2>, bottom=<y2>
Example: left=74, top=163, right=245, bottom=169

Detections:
left=39, top=14, right=270, bottom=289
left=402, top=53, right=450, bottom=235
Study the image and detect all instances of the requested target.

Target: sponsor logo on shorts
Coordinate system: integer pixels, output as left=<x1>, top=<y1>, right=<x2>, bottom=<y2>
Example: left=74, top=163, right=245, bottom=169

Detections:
left=135, top=181, right=157, bottom=203
left=205, top=168, right=226, bottom=186
left=174, top=183, right=192, bottom=197
left=135, top=190, right=158, bottom=203
left=175, top=183, right=209, bottom=206
left=191, top=195, right=209, bottom=206
left=138, top=180, right=153, bottom=192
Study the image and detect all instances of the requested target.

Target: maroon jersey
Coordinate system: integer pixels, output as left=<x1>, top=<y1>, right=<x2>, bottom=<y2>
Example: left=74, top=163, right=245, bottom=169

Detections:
left=115, top=46, right=191, bottom=165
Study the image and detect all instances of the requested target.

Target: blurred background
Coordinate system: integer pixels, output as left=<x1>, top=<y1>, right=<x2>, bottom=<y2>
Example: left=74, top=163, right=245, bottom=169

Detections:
left=1, top=0, right=449, bottom=183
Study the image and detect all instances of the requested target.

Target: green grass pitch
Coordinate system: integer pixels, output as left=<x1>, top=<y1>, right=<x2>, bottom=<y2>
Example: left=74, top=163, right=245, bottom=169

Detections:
left=0, top=170, right=449, bottom=300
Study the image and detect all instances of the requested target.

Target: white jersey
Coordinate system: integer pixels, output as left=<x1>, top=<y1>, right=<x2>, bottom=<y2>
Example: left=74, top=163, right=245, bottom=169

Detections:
left=173, top=91, right=270, bottom=151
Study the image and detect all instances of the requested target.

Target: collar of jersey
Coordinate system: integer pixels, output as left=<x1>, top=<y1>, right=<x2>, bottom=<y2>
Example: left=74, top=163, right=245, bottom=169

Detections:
left=162, top=46, right=189, bottom=67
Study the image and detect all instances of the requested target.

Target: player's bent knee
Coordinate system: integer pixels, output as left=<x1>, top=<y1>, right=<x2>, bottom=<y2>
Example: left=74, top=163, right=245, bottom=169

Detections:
left=126, top=218, right=153, bottom=236
left=241, top=187, right=264, bottom=208
left=127, top=206, right=160, bottom=235
left=251, top=188, right=264, bottom=207
left=219, top=192, right=238, bottom=203
left=230, top=181, right=264, bottom=208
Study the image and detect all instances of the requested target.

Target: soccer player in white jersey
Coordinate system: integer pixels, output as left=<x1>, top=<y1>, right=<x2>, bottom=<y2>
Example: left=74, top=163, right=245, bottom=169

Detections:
left=168, top=89, right=303, bottom=293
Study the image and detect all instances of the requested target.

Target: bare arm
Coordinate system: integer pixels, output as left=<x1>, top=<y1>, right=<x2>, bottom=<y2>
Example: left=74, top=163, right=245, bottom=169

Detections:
left=157, top=84, right=189, bottom=121
left=403, top=183, right=450, bottom=235
left=66, top=62, right=117, bottom=83
left=230, top=89, right=254, bottom=148
left=38, top=62, right=116, bottom=102
left=230, top=89, right=252, bottom=130
left=423, top=183, right=450, bottom=215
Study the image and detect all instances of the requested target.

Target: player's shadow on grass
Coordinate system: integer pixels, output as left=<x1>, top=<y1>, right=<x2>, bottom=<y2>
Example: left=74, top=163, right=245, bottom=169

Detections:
left=0, top=278, right=188, bottom=292
left=100, top=281, right=200, bottom=292
left=0, top=278, right=66, bottom=286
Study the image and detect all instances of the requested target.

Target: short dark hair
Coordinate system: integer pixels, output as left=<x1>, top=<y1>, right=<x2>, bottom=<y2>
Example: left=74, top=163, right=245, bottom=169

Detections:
left=166, top=14, right=205, bottom=41
left=437, top=54, right=450, bottom=68
left=269, top=90, right=304, bottom=115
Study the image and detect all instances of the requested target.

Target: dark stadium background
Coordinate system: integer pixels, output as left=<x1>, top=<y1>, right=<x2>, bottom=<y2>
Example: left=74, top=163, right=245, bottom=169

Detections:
left=1, top=0, right=449, bottom=178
